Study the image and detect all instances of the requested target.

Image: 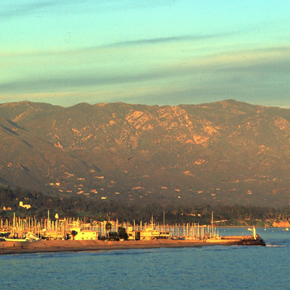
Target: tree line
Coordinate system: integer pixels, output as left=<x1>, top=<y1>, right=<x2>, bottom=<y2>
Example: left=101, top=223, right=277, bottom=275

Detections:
left=0, top=185, right=289, bottom=225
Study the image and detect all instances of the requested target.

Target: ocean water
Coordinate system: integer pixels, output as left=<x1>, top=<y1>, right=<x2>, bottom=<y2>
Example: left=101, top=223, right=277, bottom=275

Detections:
left=1, top=228, right=290, bottom=290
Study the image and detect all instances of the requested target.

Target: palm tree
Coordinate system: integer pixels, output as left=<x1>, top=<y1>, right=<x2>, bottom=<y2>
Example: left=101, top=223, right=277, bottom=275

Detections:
left=105, top=222, right=112, bottom=239
left=71, top=230, right=78, bottom=240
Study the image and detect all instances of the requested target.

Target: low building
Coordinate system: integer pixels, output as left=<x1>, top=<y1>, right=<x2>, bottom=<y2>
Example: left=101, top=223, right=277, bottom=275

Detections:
left=19, top=201, right=31, bottom=209
left=42, top=230, right=66, bottom=240
left=126, top=226, right=136, bottom=240
left=136, top=228, right=171, bottom=240
left=2, top=206, right=12, bottom=211
left=71, top=228, right=98, bottom=240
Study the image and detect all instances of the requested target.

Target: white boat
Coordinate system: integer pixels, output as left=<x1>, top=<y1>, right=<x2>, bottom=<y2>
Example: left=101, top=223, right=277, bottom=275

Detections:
left=4, top=237, right=29, bottom=242
left=4, top=232, right=40, bottom=242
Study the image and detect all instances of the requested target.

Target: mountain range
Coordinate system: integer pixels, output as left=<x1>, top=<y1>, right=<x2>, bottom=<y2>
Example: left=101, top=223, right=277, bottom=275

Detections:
left=1, top=99, right=290, bottom=207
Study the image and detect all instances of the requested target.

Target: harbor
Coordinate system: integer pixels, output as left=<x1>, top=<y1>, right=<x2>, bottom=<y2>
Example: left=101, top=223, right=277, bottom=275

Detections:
left=0, top=212, right=266, bottom=254
left=0, top=211, right=222, bottom=241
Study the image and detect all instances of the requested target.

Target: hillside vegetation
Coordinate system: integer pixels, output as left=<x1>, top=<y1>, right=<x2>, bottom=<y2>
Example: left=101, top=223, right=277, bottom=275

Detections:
left=1, top=100, right=290, bottom=207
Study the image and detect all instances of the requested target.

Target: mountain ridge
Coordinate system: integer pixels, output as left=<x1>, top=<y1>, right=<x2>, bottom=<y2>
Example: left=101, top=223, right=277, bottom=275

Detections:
left=1, top=100, right=290, bottom=207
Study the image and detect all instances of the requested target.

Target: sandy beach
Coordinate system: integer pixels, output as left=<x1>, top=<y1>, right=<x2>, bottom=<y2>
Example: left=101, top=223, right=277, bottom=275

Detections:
left=0, top=236, right=265, bottom=255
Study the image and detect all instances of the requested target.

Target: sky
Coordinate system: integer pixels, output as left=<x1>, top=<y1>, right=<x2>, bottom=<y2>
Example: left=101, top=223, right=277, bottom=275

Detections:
left=0, top=0, right=290, bottom=108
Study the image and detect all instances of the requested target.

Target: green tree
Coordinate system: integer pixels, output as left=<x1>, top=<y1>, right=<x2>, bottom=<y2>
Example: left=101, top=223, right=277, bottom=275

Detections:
left=118, top=227, right=128, bottom=240
left=71, top=230, right=78, bottom=240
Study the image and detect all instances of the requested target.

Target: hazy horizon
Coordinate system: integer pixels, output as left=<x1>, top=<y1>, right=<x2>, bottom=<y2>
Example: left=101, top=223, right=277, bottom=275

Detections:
left=1, top=98, right=290, bottom=110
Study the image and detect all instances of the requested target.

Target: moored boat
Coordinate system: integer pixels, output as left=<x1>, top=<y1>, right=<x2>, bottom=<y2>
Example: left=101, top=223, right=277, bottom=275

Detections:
left=4, top=237, right=29, bottom=242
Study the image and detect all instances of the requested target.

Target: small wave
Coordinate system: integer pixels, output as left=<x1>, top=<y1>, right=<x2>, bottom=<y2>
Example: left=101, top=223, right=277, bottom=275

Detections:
left=265, top=244, right=284, bottom=247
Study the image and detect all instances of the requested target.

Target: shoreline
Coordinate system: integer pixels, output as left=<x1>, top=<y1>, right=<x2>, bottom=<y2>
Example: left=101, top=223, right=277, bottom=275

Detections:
left=0, top=236, right=266, bottom=255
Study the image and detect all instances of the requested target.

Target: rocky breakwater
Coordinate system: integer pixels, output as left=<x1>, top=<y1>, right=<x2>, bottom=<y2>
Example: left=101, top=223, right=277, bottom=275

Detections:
left=220, top=235, right=266, bottom=246
left=0, top=235, right=266, bottom=255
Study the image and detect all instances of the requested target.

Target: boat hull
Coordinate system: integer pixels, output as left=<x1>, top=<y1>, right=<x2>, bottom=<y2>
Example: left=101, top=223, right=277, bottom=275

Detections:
left=4, top=238, right=29, bottom=242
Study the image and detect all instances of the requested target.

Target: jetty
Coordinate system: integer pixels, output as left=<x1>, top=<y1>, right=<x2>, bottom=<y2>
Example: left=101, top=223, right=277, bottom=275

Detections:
left=0, top=235, right=265, bottom=255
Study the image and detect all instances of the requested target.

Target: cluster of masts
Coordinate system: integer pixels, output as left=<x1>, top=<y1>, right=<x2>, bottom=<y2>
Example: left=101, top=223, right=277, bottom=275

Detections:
left=0, top=211, right=219, bottom=241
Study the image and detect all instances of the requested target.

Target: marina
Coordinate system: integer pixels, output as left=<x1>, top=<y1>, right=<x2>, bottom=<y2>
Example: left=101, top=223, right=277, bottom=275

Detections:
left=0, top=212, right=265, bottom=255
left=0, top=211, right=222, bottom=241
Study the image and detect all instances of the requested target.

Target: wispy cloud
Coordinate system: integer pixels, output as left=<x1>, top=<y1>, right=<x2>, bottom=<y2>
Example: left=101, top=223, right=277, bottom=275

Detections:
left=104, top=32, right=237, bottom=48
left=0, top=69, right=178, bottom=93
left=1, top=44, right=289, bottom=108
left=0, top=29, right=243, bottom=60
left=0, top=1, right=61, bottom=18
left=1, top=44, right=289, bottom=91
left=0, top=0, right=103, bottom=18
left=0, top=0, right=176, bottom=18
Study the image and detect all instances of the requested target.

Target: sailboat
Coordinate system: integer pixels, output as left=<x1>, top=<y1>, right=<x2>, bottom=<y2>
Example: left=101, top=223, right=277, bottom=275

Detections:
left=4, top=212, right=29, bottom=242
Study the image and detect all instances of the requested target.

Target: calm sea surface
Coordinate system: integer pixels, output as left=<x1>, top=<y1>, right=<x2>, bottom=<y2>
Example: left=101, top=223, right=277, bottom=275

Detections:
left=1, top=228, right=290, bottom=290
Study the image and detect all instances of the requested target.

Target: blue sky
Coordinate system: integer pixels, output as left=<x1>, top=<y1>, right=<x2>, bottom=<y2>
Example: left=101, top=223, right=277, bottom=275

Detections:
left=1, top=0, right=290, bottom=107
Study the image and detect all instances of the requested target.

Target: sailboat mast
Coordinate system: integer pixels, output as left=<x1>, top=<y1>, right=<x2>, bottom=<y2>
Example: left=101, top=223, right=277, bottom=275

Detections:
left=13, top=212, right=15, bottom=237
left=211, top=211, right=214, bottom=238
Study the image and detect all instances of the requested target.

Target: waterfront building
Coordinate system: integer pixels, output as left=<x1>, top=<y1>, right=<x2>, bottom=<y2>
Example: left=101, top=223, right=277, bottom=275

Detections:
left=71, top=229, right=98, bottom=240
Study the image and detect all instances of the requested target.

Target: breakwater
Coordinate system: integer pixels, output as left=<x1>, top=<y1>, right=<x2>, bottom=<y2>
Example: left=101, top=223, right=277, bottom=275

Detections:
left=0, top=234, right=266, bottom=255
